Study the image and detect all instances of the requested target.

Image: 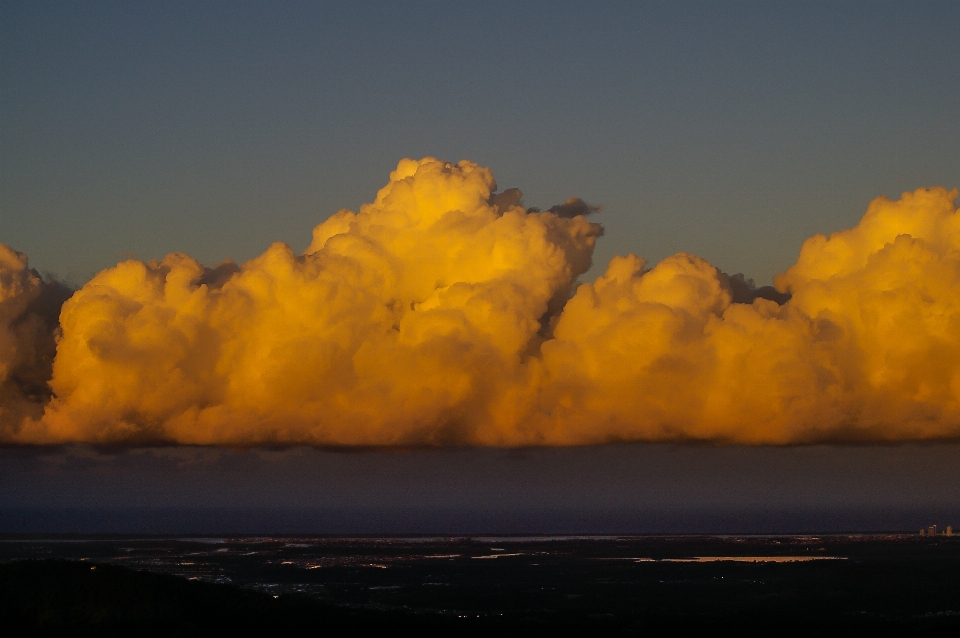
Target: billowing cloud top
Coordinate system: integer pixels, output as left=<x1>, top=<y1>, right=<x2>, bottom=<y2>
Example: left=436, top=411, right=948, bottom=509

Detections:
left=1, top=158, right=958, bottom=446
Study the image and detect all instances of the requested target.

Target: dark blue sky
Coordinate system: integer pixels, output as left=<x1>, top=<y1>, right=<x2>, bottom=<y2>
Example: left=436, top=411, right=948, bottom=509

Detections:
left=3, top=444, right=960, bottom=533
left=2, top=1, right=959, bottom=532
left=3, top=1, right=958, bottom=285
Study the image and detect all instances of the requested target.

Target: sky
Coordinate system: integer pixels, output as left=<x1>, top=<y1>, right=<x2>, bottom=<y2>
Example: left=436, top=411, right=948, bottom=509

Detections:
left=1, top=1, right=960, bottom=533
left=4, top=1, right=958, bottom=285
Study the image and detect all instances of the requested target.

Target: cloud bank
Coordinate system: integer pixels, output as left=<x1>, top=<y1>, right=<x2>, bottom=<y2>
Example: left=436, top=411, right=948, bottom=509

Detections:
left=2, top=158, right=958, bottom=445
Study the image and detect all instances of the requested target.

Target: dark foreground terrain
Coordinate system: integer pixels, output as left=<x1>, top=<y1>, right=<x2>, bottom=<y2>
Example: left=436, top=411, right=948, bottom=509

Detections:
left=2, top=534, right=959, bottom=636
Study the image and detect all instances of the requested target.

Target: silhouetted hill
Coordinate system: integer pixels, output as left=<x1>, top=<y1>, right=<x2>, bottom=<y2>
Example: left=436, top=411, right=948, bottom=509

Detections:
left=0, top=560, right=445, bottom=637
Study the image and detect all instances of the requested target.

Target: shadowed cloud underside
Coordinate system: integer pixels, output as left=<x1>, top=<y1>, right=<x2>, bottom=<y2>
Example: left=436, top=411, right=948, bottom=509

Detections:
left=1, top=158, right=959, bottom=446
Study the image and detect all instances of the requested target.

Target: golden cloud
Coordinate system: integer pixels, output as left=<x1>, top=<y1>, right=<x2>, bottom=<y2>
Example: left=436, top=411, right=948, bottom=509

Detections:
left=1, top=159, right=958, bottom=445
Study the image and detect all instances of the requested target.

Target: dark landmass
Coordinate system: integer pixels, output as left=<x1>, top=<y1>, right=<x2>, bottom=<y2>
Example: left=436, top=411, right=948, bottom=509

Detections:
left=1, top=560, right=447, bottom=637
left=2, top=534, right=960, bottom=636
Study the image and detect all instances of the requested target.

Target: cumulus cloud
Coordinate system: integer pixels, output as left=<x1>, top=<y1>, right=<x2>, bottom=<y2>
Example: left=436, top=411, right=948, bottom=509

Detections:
left=537, top=187, right=960, bottom=444
left=0, top=246, right=72, bottom=436
left=13, top=158, right=600, bottom=446
left=1, top=158, right=958, bottom=446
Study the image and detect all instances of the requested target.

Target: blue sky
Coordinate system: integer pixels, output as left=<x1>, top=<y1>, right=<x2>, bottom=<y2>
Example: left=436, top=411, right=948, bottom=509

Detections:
left=3, top=1, right=958, bottom=285
left=2, top=1, right=959, bottom=531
